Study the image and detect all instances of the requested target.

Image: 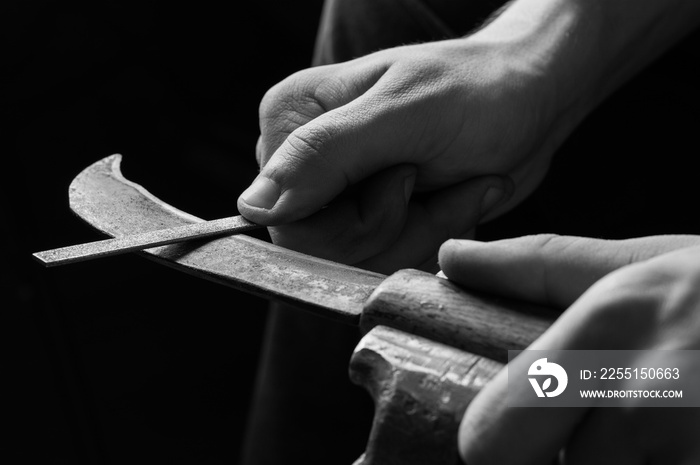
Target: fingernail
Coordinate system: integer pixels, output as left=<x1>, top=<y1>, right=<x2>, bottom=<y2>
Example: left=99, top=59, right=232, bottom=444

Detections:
left=403, top=173, right=416, bottom=206
left=480, top=186, right=505, bottom=215
left=239, top=177, right=280, bottom=210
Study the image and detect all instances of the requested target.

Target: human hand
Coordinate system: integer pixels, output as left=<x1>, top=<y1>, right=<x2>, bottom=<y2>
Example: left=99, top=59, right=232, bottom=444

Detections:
left=438, top=234, right=700, bottom=464
left=237, top=35, right=564, bottom=273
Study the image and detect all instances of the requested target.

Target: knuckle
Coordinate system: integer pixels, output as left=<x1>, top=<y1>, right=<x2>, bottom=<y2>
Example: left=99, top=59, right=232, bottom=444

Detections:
left=581, top=265, right=667, bottom=338
left=339, top=213, right=398, bottom=263
left=523, top=233, right=595, bottom=261
left=259, top=71, right=328, bottom=127
left=502, top=233, right=566, bottom=254
left=357, top=206, right=399, bottom=245
left=590, top=248, right=700, bottom=322
left=326, top=199, right=405, bottom=266
left=310, top=73, right=352, bottom=111
left=259, top=80, right=289, bottom=120
left=284, top=124, right=338, bottom=171
left=650, top=252, right=700, bottom=320
left=528, top=233, right=568, bottom=253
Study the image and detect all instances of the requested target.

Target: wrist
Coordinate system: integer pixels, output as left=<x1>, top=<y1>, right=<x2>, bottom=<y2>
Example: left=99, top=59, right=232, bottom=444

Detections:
left=471, top=0, right=599, bottom=126
left=473, top=0, right=700, bottom=129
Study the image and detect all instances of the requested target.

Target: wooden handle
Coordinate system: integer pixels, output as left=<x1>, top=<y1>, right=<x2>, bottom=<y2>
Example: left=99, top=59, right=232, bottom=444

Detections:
left=360, top=269, right=558, bottom=362
left=349, top=326, right=502, bottom=465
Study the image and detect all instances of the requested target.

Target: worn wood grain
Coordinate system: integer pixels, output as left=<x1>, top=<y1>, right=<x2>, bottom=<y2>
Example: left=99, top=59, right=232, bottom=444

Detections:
left=361, top=269, right=558, bottom=363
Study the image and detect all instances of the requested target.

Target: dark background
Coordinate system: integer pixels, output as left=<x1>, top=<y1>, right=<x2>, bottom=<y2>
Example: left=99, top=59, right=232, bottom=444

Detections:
left=5, top=1, right=324, bottom=463
left=5, top=1, right=700, bottom=464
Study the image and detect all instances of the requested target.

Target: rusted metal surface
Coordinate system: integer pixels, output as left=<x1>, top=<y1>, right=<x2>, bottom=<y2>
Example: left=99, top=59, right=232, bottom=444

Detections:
left=60, top=154, right=556, bottom=348
left=350, top=325, right=503, bottom=465
left=33, top=214, right=261, bottom=266
left=65, top=154, right=384, bottom=324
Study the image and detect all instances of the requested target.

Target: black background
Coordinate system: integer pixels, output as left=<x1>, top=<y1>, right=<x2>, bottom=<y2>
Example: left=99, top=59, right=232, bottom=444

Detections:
left=6, top=1, right=323, bottom=463
left=5, top=1, right=700, bottom=464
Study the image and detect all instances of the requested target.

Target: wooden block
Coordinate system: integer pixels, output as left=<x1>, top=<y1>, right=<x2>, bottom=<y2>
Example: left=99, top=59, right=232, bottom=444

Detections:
left=349, top=325, right=503, bottom=465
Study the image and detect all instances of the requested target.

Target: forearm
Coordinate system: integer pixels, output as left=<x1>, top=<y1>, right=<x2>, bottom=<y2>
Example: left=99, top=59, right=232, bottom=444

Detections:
left=475, top=0, right=700, bottom=126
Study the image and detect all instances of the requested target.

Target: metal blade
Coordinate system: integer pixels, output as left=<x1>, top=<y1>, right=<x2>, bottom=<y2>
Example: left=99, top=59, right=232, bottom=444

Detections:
left=33, top=215, right=261, bottom=266
left=59, top=154, right=385, bottom=324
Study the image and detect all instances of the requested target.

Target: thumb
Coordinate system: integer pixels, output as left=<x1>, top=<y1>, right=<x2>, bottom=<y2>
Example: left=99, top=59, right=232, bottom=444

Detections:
left=238, top=63, right=393, bottom=226
left=237, top=114, right=354, bottom=225
left=237, top=101, right=406, bottom=226
left=438, top=234, right=700, bottom=309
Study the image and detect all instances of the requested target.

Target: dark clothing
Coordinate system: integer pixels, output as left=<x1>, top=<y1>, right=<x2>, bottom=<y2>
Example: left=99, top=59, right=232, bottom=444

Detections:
left=242, top=1, right=700, bottom=464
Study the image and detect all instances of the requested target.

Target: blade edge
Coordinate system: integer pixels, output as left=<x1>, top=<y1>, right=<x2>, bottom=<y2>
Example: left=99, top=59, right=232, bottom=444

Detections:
left=67, top=155, right=385, bottom=324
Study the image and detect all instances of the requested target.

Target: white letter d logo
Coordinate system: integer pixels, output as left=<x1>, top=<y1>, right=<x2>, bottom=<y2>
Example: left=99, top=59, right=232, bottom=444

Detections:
left=528, top=358, right=568, bottom=398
